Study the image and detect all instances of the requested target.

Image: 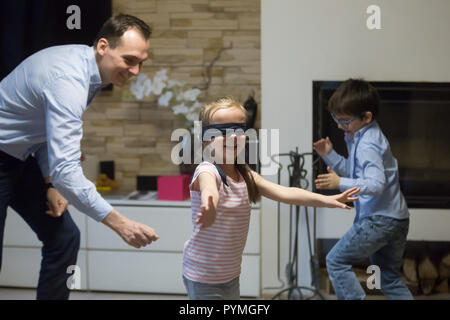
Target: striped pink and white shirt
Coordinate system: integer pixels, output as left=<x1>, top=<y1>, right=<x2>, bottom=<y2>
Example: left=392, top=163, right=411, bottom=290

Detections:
left=182, top=161, right=255, bottom=284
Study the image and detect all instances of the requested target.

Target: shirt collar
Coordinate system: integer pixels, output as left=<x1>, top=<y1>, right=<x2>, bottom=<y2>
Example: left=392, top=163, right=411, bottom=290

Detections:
left=355, top=120, right=377, bottom=138
left=87, top=46, right=102, bottom=86
left=345, top=120, right=378, bottom=143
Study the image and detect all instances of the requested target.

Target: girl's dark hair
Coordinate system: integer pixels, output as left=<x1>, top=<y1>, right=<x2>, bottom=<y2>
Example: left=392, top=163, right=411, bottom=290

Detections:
left=94, top=14, right=152, bottom=48
left=328, top=78, right=380, bottom=119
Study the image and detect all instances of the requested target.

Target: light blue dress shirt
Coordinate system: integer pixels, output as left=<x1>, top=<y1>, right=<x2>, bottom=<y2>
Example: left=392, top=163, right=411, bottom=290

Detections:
left=0, top=45, right=112, bottom=221
left=322, top=121, right=409, bottom=221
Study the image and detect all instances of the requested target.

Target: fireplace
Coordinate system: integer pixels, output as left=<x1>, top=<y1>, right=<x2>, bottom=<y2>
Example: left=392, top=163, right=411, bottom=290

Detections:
left=313, top=81, right=450, bottom=209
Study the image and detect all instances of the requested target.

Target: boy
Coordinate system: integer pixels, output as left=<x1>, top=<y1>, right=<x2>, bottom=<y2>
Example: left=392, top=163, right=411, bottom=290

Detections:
left=313, top=79, right=413, bottom=300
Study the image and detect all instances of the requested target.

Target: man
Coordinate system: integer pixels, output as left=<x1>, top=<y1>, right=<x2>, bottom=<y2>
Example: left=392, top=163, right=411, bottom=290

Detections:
left=0, top=14, right=158, bottom=300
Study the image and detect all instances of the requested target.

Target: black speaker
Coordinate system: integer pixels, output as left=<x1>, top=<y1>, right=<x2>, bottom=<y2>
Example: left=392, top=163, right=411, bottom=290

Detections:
left=137, top=175, right=157, bottom=191
left=243, top=94, right=258, bottom=129
left=100, top=161, right=114, bottom=180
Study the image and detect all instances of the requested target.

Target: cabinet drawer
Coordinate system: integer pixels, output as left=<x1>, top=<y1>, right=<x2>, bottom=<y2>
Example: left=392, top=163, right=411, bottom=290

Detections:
left=88, top=206, right=260, bottom=254
left=0, top=247, right=88, bottom=290
left=87, top=250, right=259, bottom=296
left=87, top=206, right=192, bottom=252
left=3, top=206, right=87, bottom=248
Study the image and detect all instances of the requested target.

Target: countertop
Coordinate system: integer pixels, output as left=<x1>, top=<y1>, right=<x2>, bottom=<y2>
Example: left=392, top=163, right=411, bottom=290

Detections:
left=103, top=194, right=260, bottom=209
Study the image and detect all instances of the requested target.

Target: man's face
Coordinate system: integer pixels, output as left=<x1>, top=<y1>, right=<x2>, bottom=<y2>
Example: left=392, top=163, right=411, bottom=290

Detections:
left=96, top=28, right=149, bottom=87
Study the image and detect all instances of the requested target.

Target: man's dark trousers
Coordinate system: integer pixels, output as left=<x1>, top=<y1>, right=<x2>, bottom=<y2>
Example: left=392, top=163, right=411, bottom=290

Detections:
left=0, top=150, right=80, bottom=299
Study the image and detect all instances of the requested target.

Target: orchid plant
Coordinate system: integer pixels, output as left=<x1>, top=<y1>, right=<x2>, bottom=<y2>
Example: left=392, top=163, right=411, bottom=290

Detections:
left=130, top=69, right=202, bottom=130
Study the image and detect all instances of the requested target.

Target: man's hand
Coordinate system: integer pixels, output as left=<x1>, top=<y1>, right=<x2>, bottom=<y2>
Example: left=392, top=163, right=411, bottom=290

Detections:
left=117, top=220, right=159, bottom=248
left=102, top=210, right=159, bottom=248
left=46, top=187, right=68, bottom=218
left=196, top=195, right=217, bottom=229
left=315, top=166, right=341, bottom=190
left=313, top=136, right=333, bottom=157
left=326, top=187, right=360, bottom=209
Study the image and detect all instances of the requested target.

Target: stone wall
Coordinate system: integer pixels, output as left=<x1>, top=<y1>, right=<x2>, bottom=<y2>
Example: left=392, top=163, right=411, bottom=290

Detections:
left=82, top=0, right=261, bottom=191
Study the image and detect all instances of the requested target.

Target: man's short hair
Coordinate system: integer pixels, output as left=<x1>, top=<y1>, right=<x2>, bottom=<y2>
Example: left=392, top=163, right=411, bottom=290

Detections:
left=93, top=14, right=152, bottom=48
left=328, top=78, right=380, bottom=119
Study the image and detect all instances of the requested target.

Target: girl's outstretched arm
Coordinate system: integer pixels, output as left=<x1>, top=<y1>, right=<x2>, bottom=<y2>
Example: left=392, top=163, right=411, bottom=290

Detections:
left=191, top=172, right=220, bottom=228
left=253, top=173, right=359, bottom=209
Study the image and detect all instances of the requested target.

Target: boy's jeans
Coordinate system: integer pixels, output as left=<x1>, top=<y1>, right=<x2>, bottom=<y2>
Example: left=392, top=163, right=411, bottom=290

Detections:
left=326, top=215, right=413, bottom=300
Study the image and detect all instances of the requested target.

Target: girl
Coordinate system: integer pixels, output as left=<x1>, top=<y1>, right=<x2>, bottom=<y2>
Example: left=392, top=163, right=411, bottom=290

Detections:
left=182, top=97, right=360, bottom=300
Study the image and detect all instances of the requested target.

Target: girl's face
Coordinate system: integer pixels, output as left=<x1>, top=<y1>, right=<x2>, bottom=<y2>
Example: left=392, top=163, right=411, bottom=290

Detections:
left=205, top=106, right=247, bottom=164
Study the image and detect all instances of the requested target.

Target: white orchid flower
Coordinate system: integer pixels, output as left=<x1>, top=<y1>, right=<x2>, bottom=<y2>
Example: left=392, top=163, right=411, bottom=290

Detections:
left=130, top=73, right=150, bottom=100
left=172, top=103, right=189, bottom=115
left=151, top=79, right=165, bottom=95
left=130, top=69, right=203, bottom=129
left=158, top=91, right=173, bottom=107
left=143, top=78, right=152, bottom=97
left=186, top=111, right=199, bottom=122
left=191, top=101, right=203, bottom=111
left=154, top=69, right=168, bottom=83
left=135, top=73, right=149, bottom=85
left=168, top=79, right=184, bottom=89
left=183, top=88, right=201, bottom=101
left=130, top=85, right=144, bottom=100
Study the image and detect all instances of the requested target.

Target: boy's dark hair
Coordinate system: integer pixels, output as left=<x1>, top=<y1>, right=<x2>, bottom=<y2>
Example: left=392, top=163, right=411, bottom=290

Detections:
left=328, top=78, right=380, bottom=119
left=93, top=14, right=152, bottom=48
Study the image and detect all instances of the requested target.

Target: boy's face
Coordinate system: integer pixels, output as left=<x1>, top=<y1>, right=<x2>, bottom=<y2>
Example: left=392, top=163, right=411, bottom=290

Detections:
left=333, top=112, right=373, bottom=139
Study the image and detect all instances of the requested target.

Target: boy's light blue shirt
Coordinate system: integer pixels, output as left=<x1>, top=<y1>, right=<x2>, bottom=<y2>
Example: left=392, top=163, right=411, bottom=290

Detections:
left=322, top=121, right=409, bottom=221
left=0, top=45, right=112, bottom=222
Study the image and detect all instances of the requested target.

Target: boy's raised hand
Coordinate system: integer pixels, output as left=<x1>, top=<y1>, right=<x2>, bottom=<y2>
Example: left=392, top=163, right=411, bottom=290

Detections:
left=313, top=136, right=333, bottom=157
left=327, top=187, right=360, bottom=209
left=196, top=195, right=217, bottom=229
left=315, top=166, right=340, bottom=190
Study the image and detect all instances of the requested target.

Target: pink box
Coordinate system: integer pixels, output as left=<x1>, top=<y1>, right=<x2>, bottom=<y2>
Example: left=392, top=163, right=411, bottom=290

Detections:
left=157, top=174, right=191, bottom=201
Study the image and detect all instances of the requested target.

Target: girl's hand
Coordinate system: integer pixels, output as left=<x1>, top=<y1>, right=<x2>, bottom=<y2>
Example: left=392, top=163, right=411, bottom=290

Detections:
left=326, top=187, right=360, bottom=209
left=313, top=136, right=333, bottom=157
left=196, top=195, right=217, bottom=229
left=315, top=166, right=340, bottom=190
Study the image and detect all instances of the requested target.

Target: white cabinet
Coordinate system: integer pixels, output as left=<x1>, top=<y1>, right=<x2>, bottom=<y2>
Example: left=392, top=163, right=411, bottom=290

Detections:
left=0, top=206, right=88, bottom=290
left=0, top=200, right=261, bottom=297
left=86, top=202, right=261, bottom=296
left=3, top=206, right=87, bottom=248
left=87, top=206, right=260, bottom=254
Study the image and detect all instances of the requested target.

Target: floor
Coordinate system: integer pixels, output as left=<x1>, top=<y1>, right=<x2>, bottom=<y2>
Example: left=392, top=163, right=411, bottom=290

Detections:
left=0, top=287, right=449, bottom=300
left=0, top=287, right=188, bottom=300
